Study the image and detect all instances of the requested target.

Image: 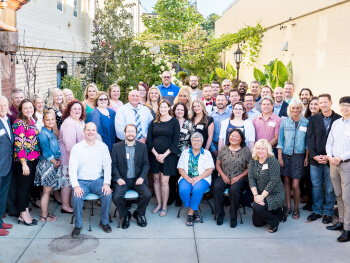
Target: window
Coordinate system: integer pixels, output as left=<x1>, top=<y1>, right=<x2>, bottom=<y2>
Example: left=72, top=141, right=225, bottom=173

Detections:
left=74, top=0, right=78, bottom=17
left=57, top=0, right=62, bottom=11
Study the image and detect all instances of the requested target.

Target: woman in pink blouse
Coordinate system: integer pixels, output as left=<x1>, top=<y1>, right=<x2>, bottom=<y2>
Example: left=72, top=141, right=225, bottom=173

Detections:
left=108, top=84, right=123, bottom=113
left=58, top=100, right=86, bottom=214
left=13, top=99, right=40, bottom=226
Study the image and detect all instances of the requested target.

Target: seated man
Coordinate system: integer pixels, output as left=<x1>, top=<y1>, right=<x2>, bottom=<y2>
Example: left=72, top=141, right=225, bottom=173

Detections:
left=69, top=122, right=112, bottom=238
left=112, top=124, right=151, bottom=229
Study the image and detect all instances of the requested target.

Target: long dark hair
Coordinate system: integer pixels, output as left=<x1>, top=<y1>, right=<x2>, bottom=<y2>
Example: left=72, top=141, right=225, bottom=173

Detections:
left=155, top=99, right=172, bottom=123
left=304, top=96, right=319, bottom=119
left=230, top=101, right=248, bottom=120
left=18, top=99, right=36, bottom=124
left=62, top=100, right=86, bottom=121
left=225, top=128, right=246, bottom=148
left=172, top=102, right=189, bottom=120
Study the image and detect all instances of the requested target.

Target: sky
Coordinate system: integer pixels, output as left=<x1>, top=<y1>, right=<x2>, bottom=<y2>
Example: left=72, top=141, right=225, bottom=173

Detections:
left=141, top=0, right=234, bottom=18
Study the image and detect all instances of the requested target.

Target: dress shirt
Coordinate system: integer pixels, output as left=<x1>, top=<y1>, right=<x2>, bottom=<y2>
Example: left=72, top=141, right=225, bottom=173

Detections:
left=69, top=140, right=112, bottom=188
left=247, top=108, right=260, bottom=120
left=326, top=117, right=350, bottom=161
left=209, top=108, right=231, bottom=152
left=190, top=89, right=199, bottom=102
left=273, top=103, right=282, bottom=116
left=323, top=116, right=332, bottom=134
left=203, top=99, right=214, bottom=113
left=252, top=113, right=282, bottom=147
left=0, top=116, right=11, bottom=139
left=125, top=142, right=136, bottom=178
left=115, top=103, right=153, bottom=140
left=254, top=99, right=262, bottom=112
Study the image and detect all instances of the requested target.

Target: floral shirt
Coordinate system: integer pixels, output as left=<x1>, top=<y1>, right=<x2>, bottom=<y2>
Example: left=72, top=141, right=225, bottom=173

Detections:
left=188, top=147, right=203, bottom=178
left=13, top=119, right=40, bottom=162
left=177, top=119, right=195, bottom=157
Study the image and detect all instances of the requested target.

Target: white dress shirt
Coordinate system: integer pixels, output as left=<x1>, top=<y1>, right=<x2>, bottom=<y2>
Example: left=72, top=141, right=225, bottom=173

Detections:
left=0, top=115, right=11, bottom=139
left=326, top=117, right=350, bottom=161
left=69, top=139, right=112, bottom=188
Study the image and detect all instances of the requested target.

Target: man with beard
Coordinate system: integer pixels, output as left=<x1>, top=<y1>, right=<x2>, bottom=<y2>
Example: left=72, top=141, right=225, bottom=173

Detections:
left=299, top=88, right=313, bottom=115
left=244, top=93, right=260, bottom=120
left=189, top=75, right=203, bottom=102
left=238, top=82, right=248, bottom=101
left=273, top=87, right=289, bottom=117
left=250, top=81, right=261, bottom=102
left=254, top=86, right=273, bottom=113
left=158, top=71, right=180, bottom=105
left=211, top=81, right=221, bottom=102
left=202, top=84, right=215, bottom=113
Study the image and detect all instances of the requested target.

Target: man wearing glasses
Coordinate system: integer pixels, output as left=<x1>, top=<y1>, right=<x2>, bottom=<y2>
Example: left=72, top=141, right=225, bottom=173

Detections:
left=158, top=71, right=180, bottom=105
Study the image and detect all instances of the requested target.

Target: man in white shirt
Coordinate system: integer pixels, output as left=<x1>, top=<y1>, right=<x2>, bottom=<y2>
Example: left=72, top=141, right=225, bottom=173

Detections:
left=69, top=122, right=112, bottom=238
left=202, top=84, right=215, bottom=113
left=189, top=75, right=203, bottom=102
left=227, top=89, right=240, bottom=111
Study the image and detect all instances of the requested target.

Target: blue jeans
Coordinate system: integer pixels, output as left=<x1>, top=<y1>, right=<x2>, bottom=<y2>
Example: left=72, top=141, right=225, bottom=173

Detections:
left=310, top=164, right=335, bottom=216
left=72, top=178, right=112, bottom=228
left=179, top=178, right=210, bottom=211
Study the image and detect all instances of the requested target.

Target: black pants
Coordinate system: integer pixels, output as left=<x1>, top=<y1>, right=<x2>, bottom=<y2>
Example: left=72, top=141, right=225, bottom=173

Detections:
left=252, top=202, right=280, bottom=229
left=213, top=177, right=248, bottom=219
left=112, top=178, right=151, bottom=219
left=210, top=151, right=218, bottom=190
left=300, top=166, right=313, bottom=205
left=169, top=168, right=181, bottom=203
left=6, top=167, right=19, bottom=216
left=0, top=170, right=12, bottom=226
left=14, top=161, right=36, bottom=213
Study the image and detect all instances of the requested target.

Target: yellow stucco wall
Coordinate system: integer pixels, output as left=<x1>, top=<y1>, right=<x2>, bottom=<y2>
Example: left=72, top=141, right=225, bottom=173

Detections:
left=215, top=0, right=350, bottom=112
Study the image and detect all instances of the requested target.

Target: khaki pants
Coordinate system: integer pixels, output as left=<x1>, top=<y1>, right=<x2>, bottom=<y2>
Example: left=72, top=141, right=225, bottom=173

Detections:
left=330, top=162, right=350, bottom=231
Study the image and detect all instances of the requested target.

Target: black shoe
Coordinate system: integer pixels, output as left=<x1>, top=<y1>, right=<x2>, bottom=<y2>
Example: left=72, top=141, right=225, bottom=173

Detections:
left=307, top=213, right=322, bottom=221
left=302, top=204, right=313, bottom=211
left=71, top=227, right=82, bottom=238
left=167, top=199, right=174, bottom=206
left=122, top=211, right=131, bottom=229
left=133, top=210, right=147, bottom=227
left=230, top=218, right=237, bottom=228
left=217, top=214, right=224, bottom=226
left=327, top=222, right=343, bottom=231
left=17, top=216, right=37, bottom=226
left=322, top=215, right=333, bottom=224
left=175, top=200, right=182, bottom=207
left=337, top=231, right=350, bottom=242
left=99, top=222, right=112, bottom=233
left=61, top=209, right=73, bottom=214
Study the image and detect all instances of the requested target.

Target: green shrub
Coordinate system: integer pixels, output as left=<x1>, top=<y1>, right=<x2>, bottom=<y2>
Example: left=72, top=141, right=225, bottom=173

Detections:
left=60, top=75, right=84, bottom=101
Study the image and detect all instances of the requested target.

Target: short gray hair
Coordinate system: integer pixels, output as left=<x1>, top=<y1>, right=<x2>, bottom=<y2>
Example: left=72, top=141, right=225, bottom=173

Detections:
left=222, top=79, right=232, bottom=86
left=191, top=132, right=204, bottom=142
left=10, top=89, right=25, bottom=99
left=261, top=95, right=274, bottom=105
left=287, top=98, right=304, bottom=118
left=0, top=96, right=9, bottom=104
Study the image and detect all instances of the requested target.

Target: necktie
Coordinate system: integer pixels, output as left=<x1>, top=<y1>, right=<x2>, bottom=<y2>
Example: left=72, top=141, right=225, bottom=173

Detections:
left=133, top=108, right=143, bottom=140
left=206, top=102, right=213, bottom=106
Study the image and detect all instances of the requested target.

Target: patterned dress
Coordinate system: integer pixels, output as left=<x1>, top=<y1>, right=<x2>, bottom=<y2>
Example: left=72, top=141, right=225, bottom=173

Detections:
left=49, top=107, right=63, bottom=131
left=177, top=119, right=195, bottom=157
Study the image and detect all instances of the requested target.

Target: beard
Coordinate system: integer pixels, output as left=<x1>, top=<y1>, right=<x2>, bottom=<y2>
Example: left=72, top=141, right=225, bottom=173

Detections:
left=190, top=84, right=198, bottom=90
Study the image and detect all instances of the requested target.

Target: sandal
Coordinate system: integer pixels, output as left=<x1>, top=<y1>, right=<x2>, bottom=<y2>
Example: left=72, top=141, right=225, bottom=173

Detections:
left=159, top=209, right=167, bottom=217
left=286, top=207, right=292, bottom=217
left=193, top=211, right=200, bottom=223
left=268, top=226, right=278, bottom=233
left=292, top=208, right=300, bottom=219
left=186, top=215, right=194, bottom=226
left=151, top=206, right=161, bottom=214
left=40, top=213, right=57, bottom=222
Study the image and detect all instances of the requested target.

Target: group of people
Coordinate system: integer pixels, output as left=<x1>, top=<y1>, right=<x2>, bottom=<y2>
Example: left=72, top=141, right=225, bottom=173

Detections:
left=0, top=71, right=349, bottom=243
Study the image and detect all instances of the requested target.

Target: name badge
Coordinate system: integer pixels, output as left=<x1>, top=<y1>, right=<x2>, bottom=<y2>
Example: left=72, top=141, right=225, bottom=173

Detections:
left=126, top=153, right=130, bottom=159
left=268, top=122, right=276, bottom=127
left=168, top=92, right=174, bottom=96
left=57, top=111, right=62, bottom=117
left=262, top=163, right=268, bottom=170
left=0, top=129, right=5, bottom=136
left=196, top=124, right=204, bottom=130
left=180, top=128, right=188, bottom=134
left=299, top=126, right=307, bottom=132
left=345, top=131, right=350, bottom=137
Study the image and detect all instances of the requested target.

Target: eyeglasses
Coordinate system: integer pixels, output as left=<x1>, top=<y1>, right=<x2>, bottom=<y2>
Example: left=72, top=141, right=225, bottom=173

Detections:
left=340, top=103, right=350, bottom=109
left=98, top=98, right=108, bottom=101
left=162, top=76, right=171, bottom=79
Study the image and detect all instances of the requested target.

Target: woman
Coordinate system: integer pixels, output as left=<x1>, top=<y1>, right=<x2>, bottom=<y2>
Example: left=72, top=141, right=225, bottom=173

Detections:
left=168, top=102, right=195, bottom=207
left=248, top=139, right=285, bottom=233
left=277, top=99, right=309, bottom=219
left=108, top=84, right=123, bottom=113
left=59, top=100, right=86, bottom=214
left=13, top=99, right=40, bottom=226
left=304, top=96, right=320, bottom=119
left=191, top=99, right=214, bottom=151
left=147, top=100, right=180, bottom=217
left=145, top=86, right=162, bottom=119
left=218, top=101, right=255, bottom=152
left=34, top=110, right=61, bottom=222
left=62, top=88, right=75, bottom=104
left=47, top=88, right=66, bottom=137
left=137, top=83, right=148, bottom=105
left=214, top=129, right=251, bottom=228
left=82, top=83, right=98, bottom=119
left=33, top=94, right=45, bottom=132
left=177, top=132, right=214, bottom=226
left=173, top=87, right=192, bottom=116
left=86, top=92, right=116, bottom=151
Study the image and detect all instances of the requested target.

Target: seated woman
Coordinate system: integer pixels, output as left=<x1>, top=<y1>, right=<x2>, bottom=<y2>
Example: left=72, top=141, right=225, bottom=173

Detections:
left=34, top=110, right=61, bottom=221
left=177, top=132, right=214, bottom=226
left=248, top=139, right=286, bottom=233
left=213, top=129, right=251, bottom=228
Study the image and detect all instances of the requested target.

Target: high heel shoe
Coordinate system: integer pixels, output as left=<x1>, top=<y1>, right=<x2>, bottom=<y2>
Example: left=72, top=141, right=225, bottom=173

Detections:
left=61, top=209, right=73, bottom=214
left=18, top=216, right=37, bottom=226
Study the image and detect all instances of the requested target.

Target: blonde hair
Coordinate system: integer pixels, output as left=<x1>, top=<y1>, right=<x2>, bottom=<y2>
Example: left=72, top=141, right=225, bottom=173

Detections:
left=47, top=88, right=66, bottom=110
left=191, top=98, right=209, bottom=126
left=145, top=86, right=162, bottom=110
left=287, top=98, right=304, bottom=119
left=173, top=86, right=192, bottom=111
left=83, top=83, right=98, bottom=100
left=252, top=139, right=274, bottom=160
left=107, top=84, right=120, bottom=99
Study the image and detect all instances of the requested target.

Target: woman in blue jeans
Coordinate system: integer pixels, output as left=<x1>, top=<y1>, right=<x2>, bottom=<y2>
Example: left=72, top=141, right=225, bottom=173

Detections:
left=177, top=132, right=215, bottom=226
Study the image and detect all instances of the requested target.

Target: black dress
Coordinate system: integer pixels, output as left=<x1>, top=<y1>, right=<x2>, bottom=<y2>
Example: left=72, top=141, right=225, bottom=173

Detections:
left=193, top=116, right=214, bottom=147
left=147, top=117, right=180, bottom=176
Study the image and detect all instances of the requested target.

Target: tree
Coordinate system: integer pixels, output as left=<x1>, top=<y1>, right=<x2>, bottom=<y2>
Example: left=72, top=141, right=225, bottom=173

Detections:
left=200, top=13, right=220, bottom=38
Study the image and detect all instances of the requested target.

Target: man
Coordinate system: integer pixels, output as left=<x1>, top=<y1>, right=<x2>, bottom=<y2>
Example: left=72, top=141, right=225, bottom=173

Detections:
left=237, top=81, right=248, bottom=101
left=273, top=87, right=289, bottom=117
left=112, top=124, right=151, bottom=229
left=202, top=84, right=215, bottom=113
left=244, top=93, right=260, bottom=120
left=227, top=89, right=240, bottom=111
left=307, top=94, right=341, bottom=224
left=299, top=88, right=313, bottom=115
left=284, top=82, right=295, bottom=104
left=158, top=71, right=180, bottom=104
left=0, top=96, right=14, bottom=236
left=211, top=81, right=221, bottom=102
left=254, top=86, right=273, bottom=112
left=7, top=89, right=25, bottom=125
left=221, top=79, right=233, bottom=100
left=69, top=122, right=113, bottom=238
left=115, top=90, right=153, bottom=143
left=326, top=96, right=350, bottom=242
left=250, top=81, right=261, bottom=102
left=252, top=96, right=282, bottom=156
left=189, top=75, right=203, bottom=102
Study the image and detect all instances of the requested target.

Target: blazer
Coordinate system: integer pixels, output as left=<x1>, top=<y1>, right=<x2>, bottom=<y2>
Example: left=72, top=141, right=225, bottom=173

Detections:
left=278, top=101, right=288, bottom=118
left=0, top=117, right=14, bottom=177
left=111, top=140, right=150, bottom=184
left=307, top=111, right=341, bottom=166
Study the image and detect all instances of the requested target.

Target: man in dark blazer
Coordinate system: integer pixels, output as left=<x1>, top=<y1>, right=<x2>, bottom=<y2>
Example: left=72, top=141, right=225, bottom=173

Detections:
left=307, top=94, right=341, bottom=224
left=0, top=96, right=15, bottom=236
left=273, top=87, right=288, bottom=117
left=112, top=124, right=151, bottom=229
